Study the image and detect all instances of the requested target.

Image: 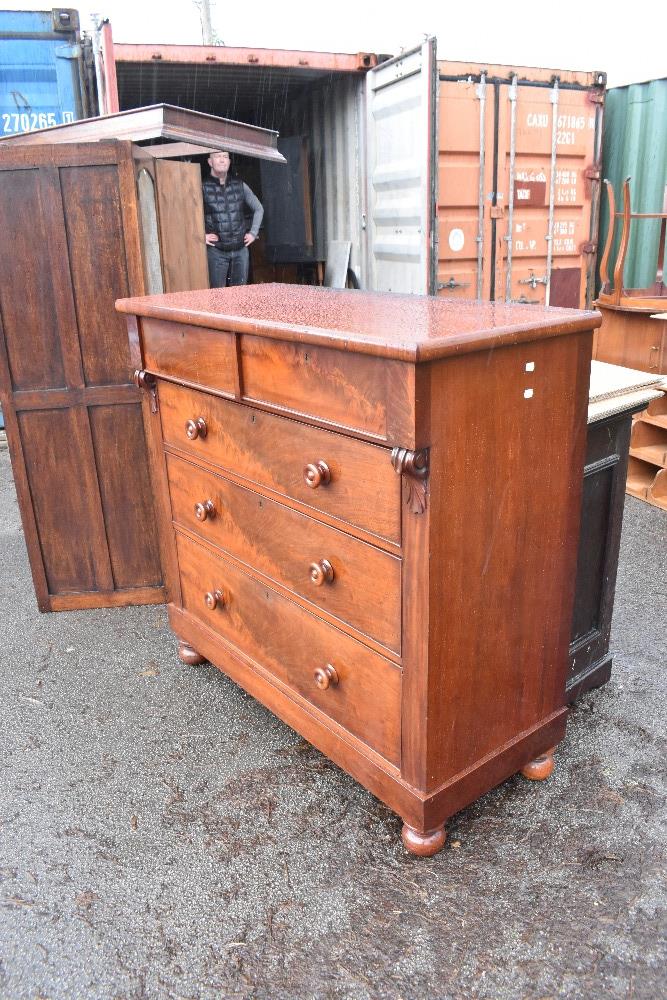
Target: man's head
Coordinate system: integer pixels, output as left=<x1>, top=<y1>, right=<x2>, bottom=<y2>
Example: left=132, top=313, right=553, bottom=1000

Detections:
left=208, top=151, right=231, bottom=179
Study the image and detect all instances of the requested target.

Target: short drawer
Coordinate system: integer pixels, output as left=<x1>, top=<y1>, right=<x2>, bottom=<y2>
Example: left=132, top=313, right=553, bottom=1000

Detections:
left=159, top=380, right=401, bottom=545
left=240, top=333, right=398, bottom=439
left=142, top=318, right=237, bottom=395
left=176, top=533, right=401, bottom=765
left=167, top=453, right=401, bottom=654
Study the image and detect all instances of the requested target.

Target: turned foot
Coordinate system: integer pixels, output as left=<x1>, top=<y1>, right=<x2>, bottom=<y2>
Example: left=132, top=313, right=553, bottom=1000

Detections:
left=521, top=747, right=556, bottom=781
left=401, top=823, right=447, bottom=857
left=177, top=640, right=207, bottom=666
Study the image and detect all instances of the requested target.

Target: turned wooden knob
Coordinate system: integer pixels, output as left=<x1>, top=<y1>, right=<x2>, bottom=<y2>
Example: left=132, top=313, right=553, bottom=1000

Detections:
left=309, top=559, right=334, bottom=586
left=204, top=589, right=225, bottom=611
left=194, top=499, right=216, bottom=521
left=304, top=460, right=331, bottom=489
left=185, top=417, right=208, bottom=440
left=314, top=663, right=339, bottom=690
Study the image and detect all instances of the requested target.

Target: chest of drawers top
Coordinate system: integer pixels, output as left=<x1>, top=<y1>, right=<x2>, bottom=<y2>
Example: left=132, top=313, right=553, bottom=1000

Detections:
left=118, top=284, right=600, bottom=448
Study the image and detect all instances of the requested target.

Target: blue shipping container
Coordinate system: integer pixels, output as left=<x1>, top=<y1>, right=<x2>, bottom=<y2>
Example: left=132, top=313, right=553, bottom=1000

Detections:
left=0, top=8, right=86, bottom=137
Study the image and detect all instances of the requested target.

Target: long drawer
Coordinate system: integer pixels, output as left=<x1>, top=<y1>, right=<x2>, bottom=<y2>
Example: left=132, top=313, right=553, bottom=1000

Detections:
left=175, top=532, right=402, bottom=765
left=167, top=453, right=401, bottom=654
left=158, top=379, right=401, bottom=545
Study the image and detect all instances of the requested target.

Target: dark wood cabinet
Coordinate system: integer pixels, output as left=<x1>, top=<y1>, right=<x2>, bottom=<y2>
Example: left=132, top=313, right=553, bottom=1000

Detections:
left=118, top=285, right=600, bottom=855
left=568, top=403, right=651, bottom=698
left=0, top=106, right=282, bottom=611
left=0, top=142, right=165, bottom=610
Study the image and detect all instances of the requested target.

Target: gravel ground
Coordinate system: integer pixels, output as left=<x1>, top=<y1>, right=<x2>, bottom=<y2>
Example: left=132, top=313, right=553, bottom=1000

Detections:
left=0, top=448, right=665, bottom=1000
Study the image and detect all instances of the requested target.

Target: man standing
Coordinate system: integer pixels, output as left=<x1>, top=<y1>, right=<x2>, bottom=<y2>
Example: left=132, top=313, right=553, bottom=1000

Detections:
left=203, top=150, right=264, bottom=287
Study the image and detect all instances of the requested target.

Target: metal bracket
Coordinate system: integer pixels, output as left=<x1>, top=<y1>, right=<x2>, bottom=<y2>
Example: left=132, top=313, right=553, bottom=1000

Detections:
left=438, top=277, right=470, bottom=291
left=519, top=271, right=548, bottom=289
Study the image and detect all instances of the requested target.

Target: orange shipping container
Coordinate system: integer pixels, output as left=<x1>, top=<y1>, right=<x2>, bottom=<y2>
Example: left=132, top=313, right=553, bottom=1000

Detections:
left=106, top=37, right=605, bottom=306
left=436, top=60, right=605, bottom=307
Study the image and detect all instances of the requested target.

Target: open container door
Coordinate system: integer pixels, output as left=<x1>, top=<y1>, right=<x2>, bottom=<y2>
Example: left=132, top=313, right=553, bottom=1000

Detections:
left=365, top=38, right=438, bottom=295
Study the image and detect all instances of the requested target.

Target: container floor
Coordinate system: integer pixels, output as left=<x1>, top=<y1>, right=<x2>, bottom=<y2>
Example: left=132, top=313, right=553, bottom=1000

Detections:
left=0, top=448, right=665, bottom=1000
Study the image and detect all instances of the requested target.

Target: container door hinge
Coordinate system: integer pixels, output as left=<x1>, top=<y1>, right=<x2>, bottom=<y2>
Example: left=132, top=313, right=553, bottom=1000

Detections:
left=134, top=369, right=158, bottom=413
left=588, top=91, right=605, bottom=105
left=580, top=241, right=597, bottom=254
left=585, top=166, right=601, bottom=181
left=55, top=43, right=81, bottom=60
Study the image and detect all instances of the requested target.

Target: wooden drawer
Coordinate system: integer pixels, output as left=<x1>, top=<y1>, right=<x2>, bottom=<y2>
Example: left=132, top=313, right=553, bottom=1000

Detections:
left=166, top=453, right=401, bottom=654
left=159, top=380, right=401, bottom=545
left=176, top=532, right=401, bottom=765
left=142, top=319, right=237, bottom=395
left=240, top=333, right=400, bottom=439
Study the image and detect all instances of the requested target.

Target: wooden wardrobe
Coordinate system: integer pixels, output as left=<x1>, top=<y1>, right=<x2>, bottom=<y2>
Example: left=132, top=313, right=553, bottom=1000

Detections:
left=0, top=105, right=283, bottom=610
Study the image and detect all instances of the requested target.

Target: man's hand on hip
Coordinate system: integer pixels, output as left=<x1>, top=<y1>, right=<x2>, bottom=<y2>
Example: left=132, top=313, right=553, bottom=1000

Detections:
left=205, top=233, right=219, bottom=246
left=244, top=233, right=256, bottom=247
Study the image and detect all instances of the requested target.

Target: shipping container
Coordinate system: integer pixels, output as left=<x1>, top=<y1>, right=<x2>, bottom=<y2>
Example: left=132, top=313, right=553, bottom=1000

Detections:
left=104, top=35, right=605, bottom=307
left=0, top=8, right=94, bottom=137
left=598, top=77, right=667, bottom=292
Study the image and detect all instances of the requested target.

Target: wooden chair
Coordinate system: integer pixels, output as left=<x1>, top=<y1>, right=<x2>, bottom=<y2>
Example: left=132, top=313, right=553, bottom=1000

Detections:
left=598, top=178, right=667, bottom=310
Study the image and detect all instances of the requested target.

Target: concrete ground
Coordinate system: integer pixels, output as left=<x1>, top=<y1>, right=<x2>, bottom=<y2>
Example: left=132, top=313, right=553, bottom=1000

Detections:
left=0, top=448, right=665, bottom=1000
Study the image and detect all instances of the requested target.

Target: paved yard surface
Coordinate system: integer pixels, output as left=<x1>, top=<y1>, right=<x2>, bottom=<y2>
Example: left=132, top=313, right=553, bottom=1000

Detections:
left=0, top=449, right=665, bottom=999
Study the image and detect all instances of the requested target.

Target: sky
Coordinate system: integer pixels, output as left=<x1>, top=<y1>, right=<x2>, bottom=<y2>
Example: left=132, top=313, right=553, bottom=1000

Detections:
left=2, top=0, right=665, bottom=88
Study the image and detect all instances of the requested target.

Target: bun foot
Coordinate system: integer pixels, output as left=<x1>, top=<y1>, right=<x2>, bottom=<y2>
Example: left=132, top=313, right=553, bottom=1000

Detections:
left=521, top=747, right=556, bottom=781
left=177, top=640, right=207, bottom=666
left=401, top=823, right=447, bottom=857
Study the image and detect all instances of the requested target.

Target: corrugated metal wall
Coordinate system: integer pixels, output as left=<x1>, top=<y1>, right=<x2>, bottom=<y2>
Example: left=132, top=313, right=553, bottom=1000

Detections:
left=288, top=75, right=366, bottom=286
left=600, top=78, right=667, bottom=291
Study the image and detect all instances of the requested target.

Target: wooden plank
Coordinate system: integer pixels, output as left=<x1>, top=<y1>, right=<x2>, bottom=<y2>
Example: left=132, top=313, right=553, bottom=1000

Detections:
left=145, top=142, right=216, bottom=159
left=39, top=166, right=86, bottom=390
left=12, top=385, right=139, bottom=411
left=88, top=404, right=163, bottom=590
left=155, top=159, right=209, bottom=293
left=17, top=409, right=105, bottom=595
left=0, top=378, right=51, bottom=610
left=50, top=586, right=167, bottom=611
left=59, top=163, right=134, bottom=386
left=0, top=168, right=67, bottom=391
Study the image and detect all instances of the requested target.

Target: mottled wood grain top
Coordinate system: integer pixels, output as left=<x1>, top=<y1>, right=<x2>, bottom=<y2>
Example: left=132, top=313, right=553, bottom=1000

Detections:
left=116, top=284, right=601, bottom=362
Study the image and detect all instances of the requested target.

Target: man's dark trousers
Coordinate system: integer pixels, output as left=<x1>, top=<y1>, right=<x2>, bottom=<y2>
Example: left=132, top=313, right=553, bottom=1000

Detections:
left=207, top=245, right=249, bottom=287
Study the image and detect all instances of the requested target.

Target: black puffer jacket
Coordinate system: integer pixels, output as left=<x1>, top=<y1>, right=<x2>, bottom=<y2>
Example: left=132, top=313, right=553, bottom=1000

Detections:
left=202, top=177, right=246, bottom=251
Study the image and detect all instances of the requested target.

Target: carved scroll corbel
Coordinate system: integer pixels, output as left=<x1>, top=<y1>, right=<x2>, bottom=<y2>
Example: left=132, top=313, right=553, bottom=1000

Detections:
left=391, top=447, right=429, bottom=514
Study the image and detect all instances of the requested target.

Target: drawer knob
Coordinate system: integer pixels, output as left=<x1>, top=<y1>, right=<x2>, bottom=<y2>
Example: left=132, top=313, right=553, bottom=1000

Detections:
left=185, top=417, right=208, bottom=440
left=304, top=460, right=331, bottom=489
left=204, top=589, right=225, bottom=611
left=314, top=663, right=339, bottom=690
left=194, top=499, right=216, bottom=521
left=309, top=559, right=334, bottom=587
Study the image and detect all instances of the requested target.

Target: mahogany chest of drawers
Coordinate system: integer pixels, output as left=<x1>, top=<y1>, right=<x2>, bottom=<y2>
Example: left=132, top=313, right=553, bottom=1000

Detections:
left=117, top=285, right=601, bottom=856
